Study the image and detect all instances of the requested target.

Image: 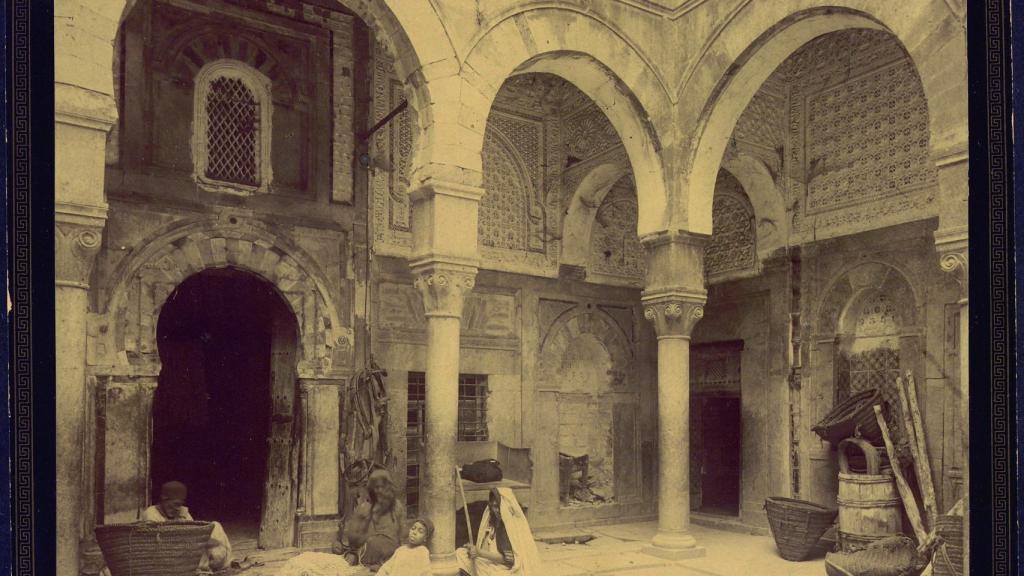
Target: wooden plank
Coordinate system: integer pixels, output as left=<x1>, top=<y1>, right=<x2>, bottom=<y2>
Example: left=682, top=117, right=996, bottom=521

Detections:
left=873, top=405, right=927, bottom=544
left=905, top=371, right=939, bottom=530
left=895, top=375, right=929, bottom=530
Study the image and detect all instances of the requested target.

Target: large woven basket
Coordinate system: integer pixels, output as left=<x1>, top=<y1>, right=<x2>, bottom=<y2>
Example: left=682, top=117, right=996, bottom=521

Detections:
left=96, top=521, right=213, bottom=576
left=934, top=514, right=964, bottom=576
left=812, top=389, right=884, bottom=445
left=765, top=497, right=838, bottom=561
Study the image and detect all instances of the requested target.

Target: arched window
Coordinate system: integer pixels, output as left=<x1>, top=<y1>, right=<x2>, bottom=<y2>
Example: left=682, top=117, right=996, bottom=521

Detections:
left=192, top=60, right=273, bottom=194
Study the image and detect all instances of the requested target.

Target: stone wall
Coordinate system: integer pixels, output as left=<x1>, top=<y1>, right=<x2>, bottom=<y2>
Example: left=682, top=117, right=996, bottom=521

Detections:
left=88, top=0, right=361, bottom=552
left=798, top=221, right=963, bottom=511
left=371, top=255, right=658, bottom=532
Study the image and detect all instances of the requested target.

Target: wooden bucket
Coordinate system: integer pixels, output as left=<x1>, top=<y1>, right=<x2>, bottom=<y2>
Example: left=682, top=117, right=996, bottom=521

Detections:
left=836, top=438, right=903, bottom=552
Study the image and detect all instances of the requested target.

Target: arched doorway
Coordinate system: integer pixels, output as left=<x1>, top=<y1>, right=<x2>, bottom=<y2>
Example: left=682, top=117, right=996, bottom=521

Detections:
left=151, top=266, right=299, bottom=548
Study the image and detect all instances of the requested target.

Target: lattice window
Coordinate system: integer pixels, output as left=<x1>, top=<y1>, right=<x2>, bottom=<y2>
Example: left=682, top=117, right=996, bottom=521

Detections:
left=405, top=373, right=489, bottom=515
left=205, top=77, right=259, bottom=186
left=193, top=60, right=272, bottom=194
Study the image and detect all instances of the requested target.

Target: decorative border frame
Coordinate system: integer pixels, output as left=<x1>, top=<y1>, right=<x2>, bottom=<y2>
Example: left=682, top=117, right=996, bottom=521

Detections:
left=6, top=2, right=1017, bottom=575
left=966, top=0, right=1016, bottom=574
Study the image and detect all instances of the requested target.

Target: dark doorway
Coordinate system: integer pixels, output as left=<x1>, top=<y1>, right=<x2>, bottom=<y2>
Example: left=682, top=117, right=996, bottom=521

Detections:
left=152, top=267, right=297, bottom=537
left=698, top=395, right=742, bottom=516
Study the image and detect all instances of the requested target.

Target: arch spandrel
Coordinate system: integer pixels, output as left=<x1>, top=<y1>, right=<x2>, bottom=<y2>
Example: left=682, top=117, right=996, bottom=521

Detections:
left=90, top=217, right=349, bottom=378
left=676, top=2, right=966, bottom=236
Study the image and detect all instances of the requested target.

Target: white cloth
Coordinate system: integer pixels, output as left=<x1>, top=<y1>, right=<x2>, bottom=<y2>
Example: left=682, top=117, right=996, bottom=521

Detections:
left=376, top=545, right=431, bottom=576
left=276, top=552, right=370, bottom=576
left=455, top=488, right=541, bottom=575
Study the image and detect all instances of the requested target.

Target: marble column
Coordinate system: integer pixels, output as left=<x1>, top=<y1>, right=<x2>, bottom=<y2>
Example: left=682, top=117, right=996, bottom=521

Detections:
left=408, top=176, right=484, bottom=575
left=55, top=45, right=116, bottom=569
left=641, top=231, right=707, bottom=560
left=56, top=207, right=106, bottom=576
left=937, top=230, right=968, bottom=571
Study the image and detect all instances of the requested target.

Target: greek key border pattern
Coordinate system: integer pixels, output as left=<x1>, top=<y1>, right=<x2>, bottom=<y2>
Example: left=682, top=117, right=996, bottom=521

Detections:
left=985, top=0, right=1011, bottom=572
left=11, top=0, right=34, bottom=573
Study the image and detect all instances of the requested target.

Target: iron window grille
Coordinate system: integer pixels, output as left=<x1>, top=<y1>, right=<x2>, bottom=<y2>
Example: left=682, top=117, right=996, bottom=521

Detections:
left=405, top=373, right=489, bottom=515
left=205, top=77, right=260, bottom=187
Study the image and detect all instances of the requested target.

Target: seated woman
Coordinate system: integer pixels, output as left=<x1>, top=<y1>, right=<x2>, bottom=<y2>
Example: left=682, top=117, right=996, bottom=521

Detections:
left=143, top=481, right=232, bottom=573
left=456, top=488, right=541, bottom=575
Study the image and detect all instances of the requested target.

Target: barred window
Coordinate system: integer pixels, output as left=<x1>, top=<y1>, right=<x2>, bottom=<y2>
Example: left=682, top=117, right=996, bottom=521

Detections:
left=193, top=60, right=272, bottom=194
left=206, top=77, right=259, bottom=186
left=405, top=373, right=489, bottom=515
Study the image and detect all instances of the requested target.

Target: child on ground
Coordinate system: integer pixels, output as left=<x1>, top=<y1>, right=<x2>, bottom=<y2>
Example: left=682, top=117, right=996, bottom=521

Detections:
left=376, top=518, right=433, bottom=576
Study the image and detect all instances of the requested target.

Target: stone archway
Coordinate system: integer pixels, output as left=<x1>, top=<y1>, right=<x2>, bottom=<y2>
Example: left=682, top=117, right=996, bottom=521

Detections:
left=85, top=216, right=350, bottom=557
left=676, top=3, right=967, bottom=236
left=561, top=162, right=632, bottom=271
left=93, top=216, right=347, bottom=378
left=462, top=6, right=673, bottom=238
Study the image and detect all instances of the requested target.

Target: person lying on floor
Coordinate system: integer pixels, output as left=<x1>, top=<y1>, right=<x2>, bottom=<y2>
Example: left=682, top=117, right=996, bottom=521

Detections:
left=143, top=480, right=232, bottom=573
left=456, top=488, right=541, bottom=575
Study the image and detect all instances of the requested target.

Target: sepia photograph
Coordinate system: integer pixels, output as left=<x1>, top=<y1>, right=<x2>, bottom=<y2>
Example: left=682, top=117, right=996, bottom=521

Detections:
left=34, top=0, right=1000, bottom=574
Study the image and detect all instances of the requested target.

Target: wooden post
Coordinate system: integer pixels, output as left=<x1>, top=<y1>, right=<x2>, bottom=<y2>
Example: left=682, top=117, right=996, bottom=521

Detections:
left=895, top=375, right=930, bottom=531
left=904, top=371, right=939, bottom=529
left=874, top=405, right=928, bottom=544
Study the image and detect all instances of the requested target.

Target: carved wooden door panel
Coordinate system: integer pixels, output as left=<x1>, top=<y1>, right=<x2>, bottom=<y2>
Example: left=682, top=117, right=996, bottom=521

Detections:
left=258, top=306, right=298, bottom=549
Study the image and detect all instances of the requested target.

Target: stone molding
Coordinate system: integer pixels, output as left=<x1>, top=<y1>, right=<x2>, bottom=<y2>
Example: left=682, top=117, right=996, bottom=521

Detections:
left=642, top=294, right=706, bottom=339
left=410, top=262, right=477, bottom=319
left=56, top=203, right=107, bottom=289
left=55, top=82, right=118, bottom=132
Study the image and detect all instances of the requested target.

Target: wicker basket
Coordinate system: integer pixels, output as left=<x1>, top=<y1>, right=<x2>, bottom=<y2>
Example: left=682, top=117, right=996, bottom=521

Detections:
left=812, top=389, right=884, bottom=445
left=765, top=497, right=838, bottom=561
left=824, top=535, right=921, bottom=576
left=96, top=521, right=213, bottom=576
left=934, top=514, right=964, bottom=576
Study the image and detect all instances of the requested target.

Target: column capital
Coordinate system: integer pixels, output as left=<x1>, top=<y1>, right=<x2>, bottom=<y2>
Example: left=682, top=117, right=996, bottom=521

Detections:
left=410, top=260, right=477, bottom=319
left=56, top=203, right=107, bottom=290
left=935, top=227, right=968, bottom=297
left=642, top=292, right=706, bottom=339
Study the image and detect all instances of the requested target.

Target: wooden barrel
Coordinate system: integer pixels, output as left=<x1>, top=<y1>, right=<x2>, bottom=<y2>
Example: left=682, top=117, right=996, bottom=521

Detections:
left=836, top=438, right=903, bottom=552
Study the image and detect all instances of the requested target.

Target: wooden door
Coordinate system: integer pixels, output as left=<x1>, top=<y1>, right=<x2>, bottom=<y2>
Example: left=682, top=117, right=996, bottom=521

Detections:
left=258, top=305, right=298, bottom=549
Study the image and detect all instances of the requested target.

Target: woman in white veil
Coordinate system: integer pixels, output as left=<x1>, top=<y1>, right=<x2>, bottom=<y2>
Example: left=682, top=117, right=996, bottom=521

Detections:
left=455, top=487, right=541, bottom=575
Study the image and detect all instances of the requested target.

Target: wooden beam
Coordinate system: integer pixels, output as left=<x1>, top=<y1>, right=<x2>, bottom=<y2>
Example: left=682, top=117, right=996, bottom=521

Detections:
left=874, top=405, right=927, bottom=544
left=905, top=371, right=939, bottom=529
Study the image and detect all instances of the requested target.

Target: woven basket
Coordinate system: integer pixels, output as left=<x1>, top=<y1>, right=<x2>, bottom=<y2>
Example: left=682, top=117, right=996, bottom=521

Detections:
left=812, top=389, right=884, bottom=445
left=824, top=535, right=921, bottom=576
left=96, top=521, right=213, bottom=576
left=765, top=497, right=838, bottom=561
left=934, top=514, right=964, bottom=576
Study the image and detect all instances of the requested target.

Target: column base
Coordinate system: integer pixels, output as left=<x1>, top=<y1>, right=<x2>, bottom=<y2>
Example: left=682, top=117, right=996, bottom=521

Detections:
left=643, top=531, right=706, bottom=560
left=430, top=552, right=460, bottom=576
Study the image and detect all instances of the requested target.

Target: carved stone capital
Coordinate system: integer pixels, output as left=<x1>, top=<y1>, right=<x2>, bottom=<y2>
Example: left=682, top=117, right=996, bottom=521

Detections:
left=56, top=214, right=105, bottom=289
left=642, top=294, right=706, bottom=339
left=935, top=228, right=968, bottom=298
left=411, top=261, right=477, bottom=319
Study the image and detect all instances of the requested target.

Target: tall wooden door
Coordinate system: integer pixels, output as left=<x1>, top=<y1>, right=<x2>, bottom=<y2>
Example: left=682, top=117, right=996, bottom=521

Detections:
left=258, top=305, right=298, bottom=549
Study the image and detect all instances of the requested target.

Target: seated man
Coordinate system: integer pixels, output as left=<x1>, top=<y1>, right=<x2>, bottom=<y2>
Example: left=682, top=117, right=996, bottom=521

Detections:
left=144, top=480, right=232, bottom=572
left=332, top=469, right=406, bottom=571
